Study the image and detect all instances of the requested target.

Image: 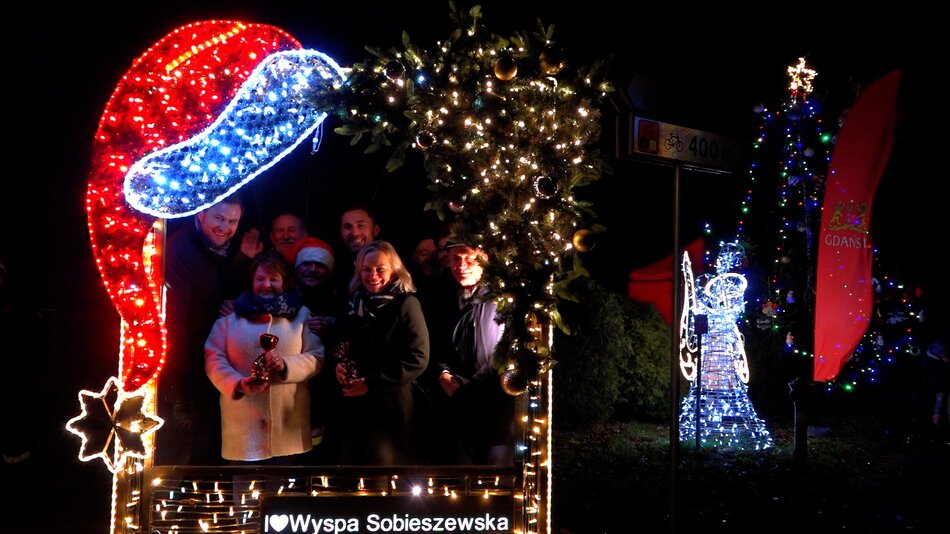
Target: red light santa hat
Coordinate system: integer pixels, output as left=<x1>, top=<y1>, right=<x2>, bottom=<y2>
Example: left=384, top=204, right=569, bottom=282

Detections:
left=291, top=237, right=335, bottom=272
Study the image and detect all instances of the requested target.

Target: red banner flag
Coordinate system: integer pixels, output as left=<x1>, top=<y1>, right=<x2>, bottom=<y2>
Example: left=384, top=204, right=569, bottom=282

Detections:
left=813, top=70, right=902, bottom=382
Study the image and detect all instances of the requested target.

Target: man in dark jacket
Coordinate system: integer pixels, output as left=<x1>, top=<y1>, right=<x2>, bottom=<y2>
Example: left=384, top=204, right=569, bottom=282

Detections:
left=156, top=193, right=260, bottom=465
left=428, top=241, right=514, bottom=465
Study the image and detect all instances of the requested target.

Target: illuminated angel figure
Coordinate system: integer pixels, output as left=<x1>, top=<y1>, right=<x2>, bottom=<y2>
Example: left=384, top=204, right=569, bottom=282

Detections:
left=678, top=242, right=773, bottom=450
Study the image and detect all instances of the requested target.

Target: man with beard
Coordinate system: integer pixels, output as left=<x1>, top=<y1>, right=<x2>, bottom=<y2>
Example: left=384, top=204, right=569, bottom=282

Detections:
left=333, top=205, right=381, bottom=293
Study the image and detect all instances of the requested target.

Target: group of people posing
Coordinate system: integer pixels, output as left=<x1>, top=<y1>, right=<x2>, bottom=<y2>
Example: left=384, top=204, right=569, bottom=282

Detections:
left=155, top=193, right=515, bottom=468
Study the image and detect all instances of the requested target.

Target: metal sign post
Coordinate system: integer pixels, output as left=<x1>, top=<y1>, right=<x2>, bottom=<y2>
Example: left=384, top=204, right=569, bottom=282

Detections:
left=616, top=108, right=742, bottom=534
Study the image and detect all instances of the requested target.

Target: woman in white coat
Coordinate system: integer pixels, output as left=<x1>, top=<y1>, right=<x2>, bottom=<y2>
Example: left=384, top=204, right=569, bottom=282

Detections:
left=205, top=249, right=324, bottom=464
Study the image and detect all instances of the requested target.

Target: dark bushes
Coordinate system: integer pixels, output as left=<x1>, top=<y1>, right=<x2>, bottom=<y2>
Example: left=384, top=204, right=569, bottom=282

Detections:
left=553, top=279, right=670, bottom=429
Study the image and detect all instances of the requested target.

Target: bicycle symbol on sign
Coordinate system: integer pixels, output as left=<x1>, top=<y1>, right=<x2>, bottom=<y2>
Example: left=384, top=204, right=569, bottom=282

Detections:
left=665, top=132, right=684, bottom=152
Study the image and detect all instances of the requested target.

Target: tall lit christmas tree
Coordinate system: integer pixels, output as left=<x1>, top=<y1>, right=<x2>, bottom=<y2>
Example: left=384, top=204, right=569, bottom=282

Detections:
left=724, top=59, right=921, bottom=396
left=679, top=242, right=773, bottom=450
left=738, top=57, right=832, bottom=354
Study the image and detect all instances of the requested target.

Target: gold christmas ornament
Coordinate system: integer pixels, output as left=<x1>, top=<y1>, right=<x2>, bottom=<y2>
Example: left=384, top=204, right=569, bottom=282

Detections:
left=493, top=53, right=518, bottom=81
left=533, top=175, right=559, bottom=199
left=416, top=131, right=436, bottom=150
left=572, top=229, right=595, bottom=252
left=500, top=366, right=529, bottom=396
left=539, top=47, right=565, bottom=75
left=384, top=60, right=405, bottom=81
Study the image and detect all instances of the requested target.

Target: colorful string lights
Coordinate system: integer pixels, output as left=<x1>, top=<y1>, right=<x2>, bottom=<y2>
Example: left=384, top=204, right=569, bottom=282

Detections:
left=85, top=20, right=304, bottom=394
left=679, top=243, right=773, bottom=450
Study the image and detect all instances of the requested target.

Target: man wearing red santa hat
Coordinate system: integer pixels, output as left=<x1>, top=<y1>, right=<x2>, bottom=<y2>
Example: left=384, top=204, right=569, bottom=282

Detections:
left=290, top=237, right=347, bottom=463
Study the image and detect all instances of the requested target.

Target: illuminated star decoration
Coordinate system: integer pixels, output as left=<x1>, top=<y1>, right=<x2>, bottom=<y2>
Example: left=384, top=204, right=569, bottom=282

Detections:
left=787, top=57, right=817, bottom=97
left=66, top=377, right=163, bottom=473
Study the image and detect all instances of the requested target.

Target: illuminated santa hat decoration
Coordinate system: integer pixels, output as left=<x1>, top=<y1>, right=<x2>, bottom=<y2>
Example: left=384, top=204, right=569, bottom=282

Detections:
left=85, top=19, right=345, bottom=392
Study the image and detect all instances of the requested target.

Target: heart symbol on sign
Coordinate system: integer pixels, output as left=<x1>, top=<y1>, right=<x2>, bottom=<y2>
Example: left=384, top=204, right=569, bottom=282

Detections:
left=269, top=514, right=289, bottom=532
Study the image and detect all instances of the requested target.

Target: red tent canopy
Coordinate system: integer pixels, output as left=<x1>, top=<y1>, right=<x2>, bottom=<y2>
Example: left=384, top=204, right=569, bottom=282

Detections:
left=628, top=237, right=705, bottom=324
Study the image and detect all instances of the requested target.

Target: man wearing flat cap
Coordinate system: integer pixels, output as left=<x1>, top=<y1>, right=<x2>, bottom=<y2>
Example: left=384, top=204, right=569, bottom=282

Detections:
left=426, top=240, right=514, bottom=465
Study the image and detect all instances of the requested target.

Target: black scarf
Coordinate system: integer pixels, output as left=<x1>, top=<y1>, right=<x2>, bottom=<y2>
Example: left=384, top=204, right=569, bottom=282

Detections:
left=350, top=283, right=404, bottom=319
left=233, top=288, right=302, bottom=320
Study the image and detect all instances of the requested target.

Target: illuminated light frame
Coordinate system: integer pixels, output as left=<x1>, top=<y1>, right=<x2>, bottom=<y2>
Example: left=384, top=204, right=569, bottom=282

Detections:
left=71, top=18, right=555, bottom=534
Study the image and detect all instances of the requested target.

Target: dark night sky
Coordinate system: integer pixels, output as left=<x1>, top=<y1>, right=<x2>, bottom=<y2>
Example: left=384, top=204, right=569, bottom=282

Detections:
left=6, top=1, right=935, bottom=280
left=2, top=3, right=937, bottom=343
left=0, top=3, right=937, bottom=531
left=0, top=3, right=935, bottom=389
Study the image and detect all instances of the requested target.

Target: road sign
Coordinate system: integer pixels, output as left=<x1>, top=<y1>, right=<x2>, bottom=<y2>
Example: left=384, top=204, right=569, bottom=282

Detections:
left=633, top=117, right=741, bottom=172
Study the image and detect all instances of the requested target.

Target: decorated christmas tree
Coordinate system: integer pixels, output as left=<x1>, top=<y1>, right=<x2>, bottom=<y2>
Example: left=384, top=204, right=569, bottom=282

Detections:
left=818, top=259, right=927, bottom=396
left=312, top=1, right=613, bottom=386
left=720, top=60, right=920, bottom=397
left=737, top=58, right=832, bottom=354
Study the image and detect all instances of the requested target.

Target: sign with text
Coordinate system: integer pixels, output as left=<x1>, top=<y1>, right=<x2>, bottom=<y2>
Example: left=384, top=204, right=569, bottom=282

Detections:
left=634, top=117, right=740, bottom=171
left=260, top=495, right=514, bottom=533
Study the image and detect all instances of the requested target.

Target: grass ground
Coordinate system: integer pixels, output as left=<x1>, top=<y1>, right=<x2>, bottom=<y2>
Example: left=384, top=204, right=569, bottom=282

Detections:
left=552, top=412, right=950, bottom=533
left=5, top=399, right=946, bottom=533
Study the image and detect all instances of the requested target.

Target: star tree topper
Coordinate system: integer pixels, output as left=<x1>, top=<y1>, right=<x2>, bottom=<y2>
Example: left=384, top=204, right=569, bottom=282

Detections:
left=66, top=377, right=163, bottom=473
